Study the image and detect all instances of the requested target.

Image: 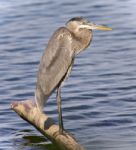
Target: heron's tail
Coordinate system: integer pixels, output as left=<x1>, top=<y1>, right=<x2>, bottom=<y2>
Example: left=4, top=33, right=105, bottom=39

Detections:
left=35, top=84, right=48, bottom=112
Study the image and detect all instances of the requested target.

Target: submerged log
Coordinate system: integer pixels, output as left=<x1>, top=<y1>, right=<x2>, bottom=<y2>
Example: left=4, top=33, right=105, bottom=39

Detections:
left=11, top=100, right=85, bottom=150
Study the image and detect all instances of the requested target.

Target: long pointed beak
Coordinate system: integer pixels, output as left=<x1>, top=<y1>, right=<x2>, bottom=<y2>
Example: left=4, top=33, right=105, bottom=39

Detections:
left=91, top=24, right=112, bottom=30
left=79, top=23, right=112, bottom=31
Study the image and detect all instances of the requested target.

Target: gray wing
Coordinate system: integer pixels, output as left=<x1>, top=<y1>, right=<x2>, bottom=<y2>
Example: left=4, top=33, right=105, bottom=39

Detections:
left=37, top=27, right=74, bottom=95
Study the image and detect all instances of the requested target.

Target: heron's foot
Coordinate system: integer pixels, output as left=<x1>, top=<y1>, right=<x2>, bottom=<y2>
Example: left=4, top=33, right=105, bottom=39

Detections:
left=59, top=125, right=64, bottom=134
left=58, top=127, right=72, bottom=138
left=59, top=128, right=68, bottom=137
left=53, top=127, right=66, bottom=137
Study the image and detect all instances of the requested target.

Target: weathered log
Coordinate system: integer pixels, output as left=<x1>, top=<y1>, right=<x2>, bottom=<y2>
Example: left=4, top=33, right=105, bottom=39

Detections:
left=11, top=100, right=85, bottom=150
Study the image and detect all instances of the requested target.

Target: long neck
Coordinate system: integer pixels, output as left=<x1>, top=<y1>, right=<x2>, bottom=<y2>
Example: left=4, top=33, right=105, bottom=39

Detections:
left=72, top=29, right=93, bottom=55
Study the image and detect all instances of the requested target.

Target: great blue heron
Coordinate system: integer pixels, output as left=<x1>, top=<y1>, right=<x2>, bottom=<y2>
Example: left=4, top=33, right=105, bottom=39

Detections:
left=35, top=17, right=112, bottom=134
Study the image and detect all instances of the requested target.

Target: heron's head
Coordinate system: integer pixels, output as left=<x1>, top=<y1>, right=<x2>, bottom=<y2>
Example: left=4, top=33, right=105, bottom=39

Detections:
left=66, top=17, right=112, bottom=33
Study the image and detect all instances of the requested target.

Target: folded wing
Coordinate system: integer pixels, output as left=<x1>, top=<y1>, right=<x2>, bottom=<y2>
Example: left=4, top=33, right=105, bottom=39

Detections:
left=37, top=27, right=74, bottom=95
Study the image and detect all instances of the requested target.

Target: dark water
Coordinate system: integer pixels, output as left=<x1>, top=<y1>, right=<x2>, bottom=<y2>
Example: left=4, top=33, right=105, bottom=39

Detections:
left=0, top=0, right=136, bottom=150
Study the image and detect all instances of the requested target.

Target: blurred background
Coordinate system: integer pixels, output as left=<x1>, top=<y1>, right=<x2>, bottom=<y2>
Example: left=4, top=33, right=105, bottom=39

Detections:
left=0, top=0, right=136, bottom=150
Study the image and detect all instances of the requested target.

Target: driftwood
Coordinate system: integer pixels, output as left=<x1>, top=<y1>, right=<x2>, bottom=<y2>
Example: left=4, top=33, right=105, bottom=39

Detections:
left=11, top=100, right=85, bottom=150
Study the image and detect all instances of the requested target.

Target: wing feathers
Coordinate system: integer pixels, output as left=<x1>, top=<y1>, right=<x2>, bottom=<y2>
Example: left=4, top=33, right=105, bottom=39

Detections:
left=37, top=27, right=74, bottom=95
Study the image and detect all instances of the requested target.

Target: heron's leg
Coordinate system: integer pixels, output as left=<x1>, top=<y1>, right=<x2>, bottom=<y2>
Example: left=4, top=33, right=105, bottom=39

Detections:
left=57, top=86, right=64, bottom=134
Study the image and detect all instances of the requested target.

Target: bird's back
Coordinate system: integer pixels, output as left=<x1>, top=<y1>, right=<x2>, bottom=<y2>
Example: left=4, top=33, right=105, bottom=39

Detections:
left=35, top=27, right=75, bottom=106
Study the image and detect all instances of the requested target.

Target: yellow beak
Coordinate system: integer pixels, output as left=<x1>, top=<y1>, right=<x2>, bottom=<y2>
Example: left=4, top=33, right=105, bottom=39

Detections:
left=93, top=24, right=112, bottom=30
left=79, top=23, right=112, bottom=31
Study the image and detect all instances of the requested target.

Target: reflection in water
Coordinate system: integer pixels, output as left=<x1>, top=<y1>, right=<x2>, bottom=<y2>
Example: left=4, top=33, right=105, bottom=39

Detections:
left=13, top=130, right=57, bottom=150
